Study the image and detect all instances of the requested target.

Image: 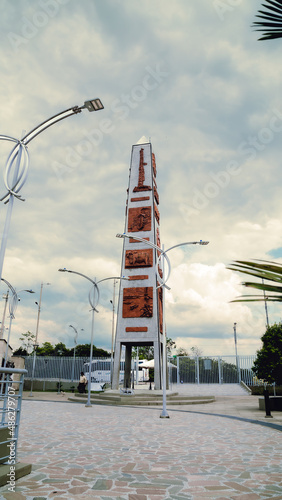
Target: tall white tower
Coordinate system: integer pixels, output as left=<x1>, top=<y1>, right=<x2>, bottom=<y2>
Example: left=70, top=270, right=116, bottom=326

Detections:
left=112, top=141, right=163, bottom=390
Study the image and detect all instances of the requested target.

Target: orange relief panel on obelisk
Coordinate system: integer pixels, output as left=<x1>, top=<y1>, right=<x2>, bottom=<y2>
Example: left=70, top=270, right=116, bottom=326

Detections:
left=128, top=206, right=151, bottom=232
left=133, top=148, right=152, bottom=193
left=123, top=287, right=153, bottom=318
left=125, top=248, right=153, bottom=268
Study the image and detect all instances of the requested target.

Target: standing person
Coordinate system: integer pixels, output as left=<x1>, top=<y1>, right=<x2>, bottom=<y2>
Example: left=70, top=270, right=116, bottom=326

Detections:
left=78, top=372, right=87, bottom=393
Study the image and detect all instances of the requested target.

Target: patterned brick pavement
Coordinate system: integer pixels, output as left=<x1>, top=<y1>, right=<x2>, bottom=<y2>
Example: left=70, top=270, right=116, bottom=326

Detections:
left=0, top=396, right=281, bottom=499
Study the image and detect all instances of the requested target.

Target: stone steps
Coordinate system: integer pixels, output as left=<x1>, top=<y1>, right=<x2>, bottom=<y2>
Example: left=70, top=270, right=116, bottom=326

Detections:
left=68, top=393, right=215, bottom=406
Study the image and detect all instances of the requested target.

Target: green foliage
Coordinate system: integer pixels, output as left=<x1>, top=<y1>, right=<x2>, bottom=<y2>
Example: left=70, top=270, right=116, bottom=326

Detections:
left=227, top=259, right=282, bottom=302
left=13, top=346, right=28, bottom=356
left=18, top=331, right=36, bottom=354
left=74, top=343, right=110, bottom=358
left=36, top=342, right=57, bottom=357
left=132, top=346, right=154, bottom=360
left=30, top=342, right=110, bottom=358
left=166, top=337, right=176, bottom=355
left=250, top=385, right=282, bottom=396
left=253, top=1, right=282, bottom=41
left=253, top=323, right=282, bottom=385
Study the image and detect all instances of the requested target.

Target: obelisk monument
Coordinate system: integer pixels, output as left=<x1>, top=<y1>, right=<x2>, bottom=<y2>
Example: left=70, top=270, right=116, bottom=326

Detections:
left=112, top=141, right=163, bottom=390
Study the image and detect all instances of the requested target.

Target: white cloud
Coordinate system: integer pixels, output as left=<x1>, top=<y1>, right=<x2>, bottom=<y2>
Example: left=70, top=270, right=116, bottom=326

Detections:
left=0, top=0, right=280, bottom=357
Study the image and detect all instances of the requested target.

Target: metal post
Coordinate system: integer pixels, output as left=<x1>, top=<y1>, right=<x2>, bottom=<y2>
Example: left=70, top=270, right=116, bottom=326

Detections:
left=136, top=346, right=139, bottom=386
left=160, top=245, right=169, bottom=418
left=177, top=356, right=180, bottom=385
left=69, top=325, right=78, bottom=383
left=30, top=282, right=50, bottom=397
left=233, top=322, right=241, bottom=383
left=57, top=356, right=63, bottom=394
left=263, top=385, right=273, bottom=418
left=196, top=356, right=200, bottom=384
left=262, top=279, right=269, bottom=328
left=218, top=356, right=222, bottom=384
left=0, top=290, right=8, bottom=340
left=86, top=279, right=96, bottom=408
left=110, top=279, right=117, bottom=388
left=0, top=145, right=23, bottom=285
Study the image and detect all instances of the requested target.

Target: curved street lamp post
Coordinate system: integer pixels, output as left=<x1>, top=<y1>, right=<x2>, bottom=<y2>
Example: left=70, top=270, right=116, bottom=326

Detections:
left=29, top=282, right=51, bottom=397
left=0, top=278, right=34, bottom=366
left=116, top=233, right=209, bottom=418
left=69, top=325, right=84, bottom=383
left=0, top=98, right=104, bottom=287
left=59, top=268, right=128, bottom=408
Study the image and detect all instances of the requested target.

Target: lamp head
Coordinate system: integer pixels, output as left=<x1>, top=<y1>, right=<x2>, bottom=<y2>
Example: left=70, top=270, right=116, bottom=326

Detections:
left=83, top=99, right=104, bottom=112
left=199, top=241, right=209, bottom=245
left=116, top=233, right=124, bottom=239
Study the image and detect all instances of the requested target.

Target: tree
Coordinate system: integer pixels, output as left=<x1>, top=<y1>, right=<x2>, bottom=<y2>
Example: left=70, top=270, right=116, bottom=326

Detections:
left=177, top=347, right=189, bottom=357
left=132, top=346, right=154, bottom=360
left=18, top=331, right=36, bottom=354
left=74, top=343, right=110, bottom=358
left=253, top=1, right=282, bottom=41
left=13, top=346, right=29, bottom=356
left=227, top=259, right=282, bottom=303
left=190, top=346, right=203, bottom=357
left=176, top=345, right=203, bottom=357
left=53, top=342, right=71, bottom=357
left=253, top=323, right=282, bottom=385
left=166, top=337, right=176, bottom=355
left=36, top=342, right=56, bottom=357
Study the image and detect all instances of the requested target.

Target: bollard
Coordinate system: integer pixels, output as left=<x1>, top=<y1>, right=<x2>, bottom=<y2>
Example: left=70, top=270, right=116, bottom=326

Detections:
left=263, top=388, right=273, bottom=418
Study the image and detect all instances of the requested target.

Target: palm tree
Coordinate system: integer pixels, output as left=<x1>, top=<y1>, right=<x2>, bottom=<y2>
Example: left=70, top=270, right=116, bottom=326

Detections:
left=253, top=1, right=282, bottom=40
left=227, top=259, right=282, bottom=302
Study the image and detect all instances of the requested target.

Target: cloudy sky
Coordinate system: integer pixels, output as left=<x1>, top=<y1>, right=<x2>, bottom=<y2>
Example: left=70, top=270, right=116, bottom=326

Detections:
left=0, top=0, right=280, bottom=358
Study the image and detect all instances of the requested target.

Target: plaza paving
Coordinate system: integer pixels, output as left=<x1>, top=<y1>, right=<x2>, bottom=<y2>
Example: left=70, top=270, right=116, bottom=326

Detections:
left=0, top=385, right=281, bottom=499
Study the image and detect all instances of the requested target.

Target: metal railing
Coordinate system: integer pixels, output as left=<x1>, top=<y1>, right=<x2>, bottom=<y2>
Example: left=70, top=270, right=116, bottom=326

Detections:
left=168, top=355, right=257, bottom=385
left=23, top=356, right=115, bottom=382
left=0, top=367, right=27, bottom=463
left=22, top=355, right=258, bottom=386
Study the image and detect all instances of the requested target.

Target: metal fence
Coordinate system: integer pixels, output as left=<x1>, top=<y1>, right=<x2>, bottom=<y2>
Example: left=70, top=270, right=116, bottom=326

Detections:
left=168, top=355, right=257, bottom=385
left=23, top=356, right=95, bottom=381
left=0, top=367, right=26, bottom=464
left=23, top=354, right=258, bottom=386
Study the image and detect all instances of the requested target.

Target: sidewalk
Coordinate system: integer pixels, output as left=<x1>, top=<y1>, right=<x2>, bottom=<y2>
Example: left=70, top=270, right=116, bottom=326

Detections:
left=0, top=388, right=279, bottom=499
left=22, top=386, right=282, bottom=427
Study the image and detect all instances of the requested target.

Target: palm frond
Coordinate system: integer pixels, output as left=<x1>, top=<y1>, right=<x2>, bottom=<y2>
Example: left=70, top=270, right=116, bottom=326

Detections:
left=228, top=259, right=282, bottom=303
left=227, top=259, right=282, bottom=283
left=253, top=1, right=282, bottom=40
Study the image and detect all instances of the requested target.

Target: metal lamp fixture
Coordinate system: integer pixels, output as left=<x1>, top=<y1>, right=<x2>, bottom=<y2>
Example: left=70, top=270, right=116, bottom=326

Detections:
left=29, top=282, right=51, bottom=397
left=0, top=98, right=104, bottom=289
left=58, top=268, right=128, bottom=407
left=82, top=99, right=104, bottom=112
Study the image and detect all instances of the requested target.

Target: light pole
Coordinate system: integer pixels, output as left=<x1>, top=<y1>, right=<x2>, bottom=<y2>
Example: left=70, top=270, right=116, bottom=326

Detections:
left=0, top=290, right=9, bottom=339
left=110, top=279, right=118, bottom=387
left=233, top=322, right=241, bottom=383
left=69, top=325, right=83, bottom=383
left=29, top=282, right=51, bottom=397
left=0, top=98, right=104, bottom=287
left=59, top=268, right=128, bottom=408
left=116, top=233, right=209, bottom=418
left=0, top=278, right=34, bottom=366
